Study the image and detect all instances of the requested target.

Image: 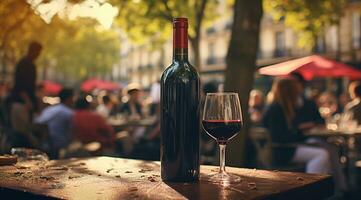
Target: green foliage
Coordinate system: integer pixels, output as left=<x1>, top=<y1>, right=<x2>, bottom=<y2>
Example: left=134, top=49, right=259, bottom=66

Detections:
left=0, top=0, right=45, bottom=63
left=0, top=0, right=120, bottom=82
left=113, top=0, right=219, bottom=45
left=264, top=0, right=346, bottom=50
left=39, top=18, right=120, bottom=81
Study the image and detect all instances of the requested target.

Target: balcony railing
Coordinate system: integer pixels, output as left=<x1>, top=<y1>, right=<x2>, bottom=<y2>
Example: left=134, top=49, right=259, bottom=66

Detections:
left=146, top=64, right=153, bottom=69
left=206, top=27, right=216, bottom=34
left=206, top=57, right=225, bottom=65
left=224, top=22, right=232, bottom=30
left=273, top=49, right=286, bottom=57
left=206, top=57, right=217, bottom=65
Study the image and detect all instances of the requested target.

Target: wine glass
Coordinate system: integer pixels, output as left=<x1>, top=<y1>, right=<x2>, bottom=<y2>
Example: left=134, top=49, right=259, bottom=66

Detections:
left=202, top=92, right=243, bottom=184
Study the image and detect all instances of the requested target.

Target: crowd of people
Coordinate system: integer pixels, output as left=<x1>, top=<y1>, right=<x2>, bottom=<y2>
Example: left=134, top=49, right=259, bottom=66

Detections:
left=1, top=82, right=162, bottom=160
left=249, top=73, right=361, bottom=192
left=0, top=42, right=162, bottom=160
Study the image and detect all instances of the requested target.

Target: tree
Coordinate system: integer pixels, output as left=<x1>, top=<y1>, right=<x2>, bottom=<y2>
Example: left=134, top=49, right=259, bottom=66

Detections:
left=0, top=0, right=46, bottom=77
left=264, top=0, right=346, bottom=52
left=224, top=0, right=263, bottom=167
left=113, top=0, right=219, bottom=69
left=0, top=0, right=121, bottom=83
left=38, top=18, right=120, bottom=83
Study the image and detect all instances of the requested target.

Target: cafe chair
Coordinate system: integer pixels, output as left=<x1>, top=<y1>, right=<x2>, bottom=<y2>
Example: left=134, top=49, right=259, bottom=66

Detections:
left=0, top=126, right=11, bottom=154
left=60, top=141, right=102, bottom=158
left=249, top=127, right=305, bottom=172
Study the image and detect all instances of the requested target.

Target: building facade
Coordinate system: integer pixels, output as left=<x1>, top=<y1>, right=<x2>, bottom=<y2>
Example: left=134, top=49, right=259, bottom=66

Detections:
left=114, top=0, right=361, bottom=88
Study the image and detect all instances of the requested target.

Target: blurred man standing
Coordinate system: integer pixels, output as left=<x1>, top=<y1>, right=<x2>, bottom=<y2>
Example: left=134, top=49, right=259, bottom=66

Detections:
left=13, top=41, right=42, bottom=108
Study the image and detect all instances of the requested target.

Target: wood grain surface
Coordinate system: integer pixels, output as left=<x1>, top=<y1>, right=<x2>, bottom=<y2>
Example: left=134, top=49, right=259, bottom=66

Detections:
left=0, top=157, right=333, bottom=200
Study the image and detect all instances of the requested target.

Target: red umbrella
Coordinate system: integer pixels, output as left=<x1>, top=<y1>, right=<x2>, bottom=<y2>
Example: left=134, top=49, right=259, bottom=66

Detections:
left=81, top=78, right=120, bottom=92
left=81, top=78, right=102, bottom=92
left=42, top=80, right=62, bottom=95
left=258, top=55, right=361, bottom=80
left=97, top=81, right=120, bottom=91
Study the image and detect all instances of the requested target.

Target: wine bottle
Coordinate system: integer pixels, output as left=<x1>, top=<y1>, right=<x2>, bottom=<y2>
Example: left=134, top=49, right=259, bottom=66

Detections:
left=160, top=17, right=200, bottom=182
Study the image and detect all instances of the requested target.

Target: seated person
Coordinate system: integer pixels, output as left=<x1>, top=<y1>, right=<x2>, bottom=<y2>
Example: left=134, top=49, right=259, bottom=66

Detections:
left=35, top=89, right=74, bottom=158
left=119, top=86, right=143, bottom=120
left=262, top=77, right=347, bottom=191
left=317, top=92, right=339, bottom=119
left=249, top=89, right=265, bottom=125
left=96, top=94, right=114, bottom=118
left=118, top=85, right=145, bottom=152
left=344, top=82, right=361, bottom=124
left=132, top=102, right=161, bottom=160
left=73, top=96, right=115, bottom=150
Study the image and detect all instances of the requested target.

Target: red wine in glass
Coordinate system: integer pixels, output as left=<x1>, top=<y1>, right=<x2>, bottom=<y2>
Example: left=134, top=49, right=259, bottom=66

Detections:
left=202, top=92, right=243, bottom=184
left=202, top=120, right=242, bottom=144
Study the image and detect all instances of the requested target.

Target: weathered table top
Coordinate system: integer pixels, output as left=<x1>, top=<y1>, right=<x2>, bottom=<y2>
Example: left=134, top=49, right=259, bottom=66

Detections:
left=305, top=128, right=361, bottom=137
left=108, top=117, right=156, bottom=128
left=0, top=157, right=333, bottom=200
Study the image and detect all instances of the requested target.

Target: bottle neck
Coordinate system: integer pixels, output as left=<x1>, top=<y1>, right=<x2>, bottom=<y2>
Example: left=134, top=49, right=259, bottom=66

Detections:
left=173, top=26, right=188, bottom=62
left=173, top=48, right=188, bottom=61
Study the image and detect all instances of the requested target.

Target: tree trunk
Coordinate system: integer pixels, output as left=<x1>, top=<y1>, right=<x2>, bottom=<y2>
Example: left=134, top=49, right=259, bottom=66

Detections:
left=336, top=21, right=341, bottom=60
left=224, top=0, right=263, bottom=167
left=311, top=33, right=319, bottom=54
left=190, top=37, right=201, bottom=70
left=1, top=60, right=6, bottom=81
left=190, top=0, right=207, bottom=70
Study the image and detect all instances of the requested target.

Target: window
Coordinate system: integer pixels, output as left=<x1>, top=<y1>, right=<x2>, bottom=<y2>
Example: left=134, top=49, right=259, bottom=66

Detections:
left=207, top=42, right=217, bottom=65
left=206, top=27, right=216, bottom=34
left=352, top=12, right=360, bottom=49
left=316, top=36, right=325, bottom=53
left=274, top=31, right=285, bottom=57
left=224, top=21, right=232, bottom=30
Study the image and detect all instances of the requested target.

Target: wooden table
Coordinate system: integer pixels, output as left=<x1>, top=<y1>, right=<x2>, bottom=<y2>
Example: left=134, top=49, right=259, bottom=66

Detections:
left=108, top=118, right=156, bottom=130
left=305, top=128, right=361, bottom=188
left=0, top=157, right=333, bottom=200
left=304, top=128, right=361, bottom=138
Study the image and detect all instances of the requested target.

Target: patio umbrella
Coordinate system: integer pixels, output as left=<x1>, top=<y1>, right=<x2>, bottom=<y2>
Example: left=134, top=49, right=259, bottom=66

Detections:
left=81, top=78, right=102, bottom=92
left=42, top=80, right=62, bottom=95
left=258, top=55, right=361, bottom=80
left=97, top=81, right=120, bottom=91
left=81, top=78, right=120, bottom=92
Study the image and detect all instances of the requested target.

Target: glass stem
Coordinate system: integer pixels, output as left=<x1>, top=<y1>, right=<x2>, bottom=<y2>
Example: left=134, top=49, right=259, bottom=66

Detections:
left=219, top=144, right=226, bottom=174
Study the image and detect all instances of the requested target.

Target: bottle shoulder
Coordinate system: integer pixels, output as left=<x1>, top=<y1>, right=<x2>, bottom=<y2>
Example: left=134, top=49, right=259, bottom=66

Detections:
left=161, top=61, right=199, bottom=82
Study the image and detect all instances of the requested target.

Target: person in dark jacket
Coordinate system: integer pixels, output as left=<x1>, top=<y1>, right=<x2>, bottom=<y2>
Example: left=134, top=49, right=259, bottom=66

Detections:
left=263, top=78, right=311, bottom=164
left=263, top=77, right=347, bottom=191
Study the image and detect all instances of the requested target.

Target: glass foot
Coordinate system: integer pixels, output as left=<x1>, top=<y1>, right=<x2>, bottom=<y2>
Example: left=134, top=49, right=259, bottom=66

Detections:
left=202, top=172, right=241, bottom=185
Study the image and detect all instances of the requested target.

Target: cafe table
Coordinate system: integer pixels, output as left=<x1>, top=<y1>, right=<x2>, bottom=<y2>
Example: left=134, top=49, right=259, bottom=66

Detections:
left=108, top=117, right=156, bottom=131
left=0, top=157, right=333, bottom=200
left=304, top=128, right=361, bottom=138
left=305, top=128, right=361, bottom=188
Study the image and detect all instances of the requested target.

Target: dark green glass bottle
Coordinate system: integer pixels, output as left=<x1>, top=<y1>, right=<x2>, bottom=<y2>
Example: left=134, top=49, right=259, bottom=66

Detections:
left=160, top=17, right=200, bottom=182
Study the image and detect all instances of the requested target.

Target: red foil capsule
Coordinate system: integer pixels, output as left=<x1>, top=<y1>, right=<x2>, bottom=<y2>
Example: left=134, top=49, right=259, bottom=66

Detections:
left=173, top=18, right=188, bottom=49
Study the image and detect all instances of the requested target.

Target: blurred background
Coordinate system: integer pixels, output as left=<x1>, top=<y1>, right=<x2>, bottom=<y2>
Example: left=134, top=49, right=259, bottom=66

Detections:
left=1, top=0, right=360, bottom=88
left=3, top=0, right=361, bottom=198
